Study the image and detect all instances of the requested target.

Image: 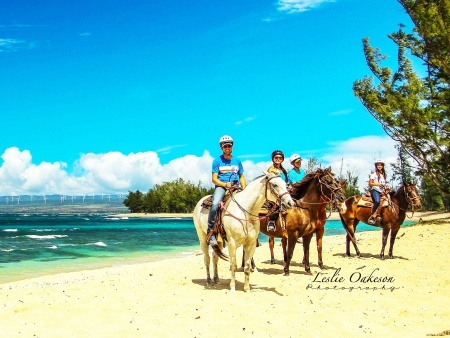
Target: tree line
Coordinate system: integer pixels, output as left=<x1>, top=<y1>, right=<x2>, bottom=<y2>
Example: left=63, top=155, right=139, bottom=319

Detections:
left=123, top=178, right=214, bottom=213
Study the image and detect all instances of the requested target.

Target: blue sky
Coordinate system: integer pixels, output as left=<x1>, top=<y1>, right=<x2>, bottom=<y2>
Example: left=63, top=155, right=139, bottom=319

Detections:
left=0, top=0, right=412, bottom=196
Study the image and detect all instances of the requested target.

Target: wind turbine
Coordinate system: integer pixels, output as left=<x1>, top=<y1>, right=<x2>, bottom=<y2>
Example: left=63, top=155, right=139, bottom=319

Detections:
left=43, top=195, right=47, bottom=203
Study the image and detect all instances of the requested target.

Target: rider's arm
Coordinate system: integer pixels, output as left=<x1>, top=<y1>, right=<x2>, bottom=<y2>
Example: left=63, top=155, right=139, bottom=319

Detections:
left=239, top=174, right=247, bottom=189
left=212, top=173, right=231, bottom=188
left=369, top=178, right=383, bottom=188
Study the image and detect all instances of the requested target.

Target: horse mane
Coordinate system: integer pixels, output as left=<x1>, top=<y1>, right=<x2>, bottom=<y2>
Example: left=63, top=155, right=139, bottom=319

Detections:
left=289, top=169, right=323, bottom=200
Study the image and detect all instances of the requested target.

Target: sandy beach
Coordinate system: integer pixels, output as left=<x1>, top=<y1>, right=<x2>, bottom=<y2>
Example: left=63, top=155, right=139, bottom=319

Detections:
left=1, top=211, right=449, bottom=337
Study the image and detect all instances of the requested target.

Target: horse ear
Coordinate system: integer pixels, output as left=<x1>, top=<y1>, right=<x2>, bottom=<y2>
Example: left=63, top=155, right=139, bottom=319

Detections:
left=262, top=170, right=272, bottom=177
left=340, top=180, right=347, bottom=187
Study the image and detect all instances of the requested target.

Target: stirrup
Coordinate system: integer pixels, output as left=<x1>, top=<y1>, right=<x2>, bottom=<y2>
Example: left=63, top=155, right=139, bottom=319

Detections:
left=368, top=214, right=377, bottom=225
left=267, top=220, right=276, bottom=232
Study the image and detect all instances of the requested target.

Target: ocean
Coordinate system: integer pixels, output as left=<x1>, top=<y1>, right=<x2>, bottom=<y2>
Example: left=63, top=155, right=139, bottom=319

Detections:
left=0, top=213, right=413, bottom=284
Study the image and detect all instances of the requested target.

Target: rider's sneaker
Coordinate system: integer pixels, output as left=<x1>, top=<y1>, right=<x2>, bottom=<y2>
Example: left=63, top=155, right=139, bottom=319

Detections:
left=375, top=216, right=382, bottom=224
left=208, top=234, right=218, bottom=247
left=267, top=221, right=276, bottom=232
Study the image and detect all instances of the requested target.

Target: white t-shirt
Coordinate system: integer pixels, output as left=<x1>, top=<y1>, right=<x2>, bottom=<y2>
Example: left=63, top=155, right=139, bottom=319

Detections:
left=370, top=172, right=386, bottom=193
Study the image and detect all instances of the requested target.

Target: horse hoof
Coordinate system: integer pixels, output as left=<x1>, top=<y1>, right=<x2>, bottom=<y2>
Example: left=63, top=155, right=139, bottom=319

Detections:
left=305, top=268, right=311, bottom=273
left=270, top=259, right=275, bottom=264
left=213, top=278, right=219, bottom=284
left=318, top=263, right=324, bottom=269
left=283, top=271, right=290, bottom=276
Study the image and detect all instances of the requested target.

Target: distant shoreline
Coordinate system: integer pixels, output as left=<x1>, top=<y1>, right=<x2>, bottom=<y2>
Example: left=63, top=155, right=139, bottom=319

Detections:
left=117, top=210, right=450, bottom=222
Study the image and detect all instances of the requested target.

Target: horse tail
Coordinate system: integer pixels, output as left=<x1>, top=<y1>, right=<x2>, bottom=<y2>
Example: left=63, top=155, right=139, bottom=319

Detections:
left=212, top=246, right=229, bottom=261
left=339, top=199, right=358, bottom=246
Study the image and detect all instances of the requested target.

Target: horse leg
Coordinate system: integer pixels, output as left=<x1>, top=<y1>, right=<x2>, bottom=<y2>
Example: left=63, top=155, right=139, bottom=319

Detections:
left=315, top=228, right=325, bottom=269
left=283, top=233, right=298, bottom=276
left=345, top=221, right=361, bottom=257
left=269, top=237, right=275, bottom=264
left=302, top=233, right=314, bottom=273
left=212, top=242, right=223, bottom=284
left=380, top=227, right=390, bottom=260
left=228, top=240, right=238, bottom=292
left=388, top=228, right=400, bottom=258
left=240, top=247, right=256, bottom=272
left=242, top=243, right=256, bottom=292
left=282, top=237, right=287, bottom=263
left=200, top=240, right=212, bottom=285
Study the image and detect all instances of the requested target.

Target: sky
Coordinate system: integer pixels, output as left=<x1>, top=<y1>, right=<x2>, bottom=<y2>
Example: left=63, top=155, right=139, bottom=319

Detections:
left=0, top=0, right=414, bottom=196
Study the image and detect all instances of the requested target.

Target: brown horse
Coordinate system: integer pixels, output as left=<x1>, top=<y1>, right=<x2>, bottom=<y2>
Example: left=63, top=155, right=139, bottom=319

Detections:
left=339, top=182, right=421, bottom=259
left=259, top=167, right=346, bottom=275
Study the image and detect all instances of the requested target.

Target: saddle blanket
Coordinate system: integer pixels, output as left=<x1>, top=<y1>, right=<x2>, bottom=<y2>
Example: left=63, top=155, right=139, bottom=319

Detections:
left=357, top=196, right=389, bottom=208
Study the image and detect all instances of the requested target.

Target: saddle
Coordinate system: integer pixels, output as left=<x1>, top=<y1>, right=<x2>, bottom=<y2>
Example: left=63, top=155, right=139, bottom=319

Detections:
left=357, top=194, right=389, bottom=208
left=202, top=186, right=242, bottom=244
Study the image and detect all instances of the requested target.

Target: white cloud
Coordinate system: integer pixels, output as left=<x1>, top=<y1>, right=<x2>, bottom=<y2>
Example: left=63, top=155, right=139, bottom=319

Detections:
left=277, top=0, right=335, bottom=13
left=0, top=136, right=399, bottom=196
left=235, top=116, right=257, bottom=126
left=323, top=136, right=398, bottom=190
left=0, top=38, right=29, bottom=52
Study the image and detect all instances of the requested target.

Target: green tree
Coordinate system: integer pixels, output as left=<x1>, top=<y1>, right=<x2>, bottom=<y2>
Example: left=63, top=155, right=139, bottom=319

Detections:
left=391, top=144, right=415, bottom=186
left=420, top=175, right=445, bottom=210
left=123, top=190, right=144, bottom=213
left=132, top=179, right=215, bottom=213
left=353, top=0, right=450, bottom=195
left=336, top=158, right=361, bottom=197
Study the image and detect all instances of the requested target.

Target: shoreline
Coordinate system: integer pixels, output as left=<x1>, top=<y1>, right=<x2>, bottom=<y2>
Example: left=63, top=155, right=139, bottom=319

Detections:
left=118, top=210, right=450, bottom=222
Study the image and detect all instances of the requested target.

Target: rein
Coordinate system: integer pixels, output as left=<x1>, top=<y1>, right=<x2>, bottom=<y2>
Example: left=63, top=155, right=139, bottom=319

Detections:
left=223, top=175, right=288, bottom=222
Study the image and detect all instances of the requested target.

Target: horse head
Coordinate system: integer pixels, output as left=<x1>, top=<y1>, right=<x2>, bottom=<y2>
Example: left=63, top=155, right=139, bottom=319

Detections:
left=402, top=181, right=422, bottom=210
left=263, top=171, right=295, bottom=210
left=317, top=167, right=347, bottom=209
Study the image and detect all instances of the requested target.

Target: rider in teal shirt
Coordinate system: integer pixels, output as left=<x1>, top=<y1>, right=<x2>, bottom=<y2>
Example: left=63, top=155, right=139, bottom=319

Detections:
left=288, top=153, right=305, bottom=184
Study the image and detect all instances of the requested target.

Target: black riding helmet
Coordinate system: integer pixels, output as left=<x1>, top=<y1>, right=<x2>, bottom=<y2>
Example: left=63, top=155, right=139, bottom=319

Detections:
left=271, top=150, right=284, bottom=161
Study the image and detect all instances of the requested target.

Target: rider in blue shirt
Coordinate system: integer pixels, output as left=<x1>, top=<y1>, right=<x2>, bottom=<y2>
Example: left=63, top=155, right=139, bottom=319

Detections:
left=207, top=135, right=246, bottom=247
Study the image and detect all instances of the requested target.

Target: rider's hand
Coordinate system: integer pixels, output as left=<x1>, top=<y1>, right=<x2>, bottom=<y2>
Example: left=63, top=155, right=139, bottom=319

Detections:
left=224, top=182, right=232, bottom=189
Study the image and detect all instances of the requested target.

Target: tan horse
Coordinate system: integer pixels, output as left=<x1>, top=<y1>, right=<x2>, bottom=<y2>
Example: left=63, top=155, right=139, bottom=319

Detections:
left=339, top=182, right=421, bottom=259
left=259, top=167, right=346, bottom=275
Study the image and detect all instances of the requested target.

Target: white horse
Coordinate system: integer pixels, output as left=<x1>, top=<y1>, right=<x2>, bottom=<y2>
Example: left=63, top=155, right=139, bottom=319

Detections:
left=193, top=171, right=295, bottom=292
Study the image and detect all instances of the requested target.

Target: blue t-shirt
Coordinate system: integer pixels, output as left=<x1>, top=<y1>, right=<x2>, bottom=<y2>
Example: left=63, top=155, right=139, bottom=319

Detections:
left=288, top=168, right=305, bottom=184
left=212, top=155, right=244, bottom=184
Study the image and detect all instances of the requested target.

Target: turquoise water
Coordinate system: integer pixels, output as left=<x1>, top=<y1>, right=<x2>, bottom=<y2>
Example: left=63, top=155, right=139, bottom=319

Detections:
left=0, top=213, right=414, bottom=283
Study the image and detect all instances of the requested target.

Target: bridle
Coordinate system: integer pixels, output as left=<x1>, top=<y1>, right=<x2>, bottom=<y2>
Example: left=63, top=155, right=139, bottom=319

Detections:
left=390, top=185, right=421, bottom=218
left=296, top=173, right=344, bottom=209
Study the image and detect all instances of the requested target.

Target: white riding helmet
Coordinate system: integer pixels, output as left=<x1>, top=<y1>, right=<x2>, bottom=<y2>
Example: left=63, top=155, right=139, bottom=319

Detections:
left=219, top=135, right=234, bottom=147
left=289, top=153, right=302, bottom=164
left=375, top=159, right=385, bottom=165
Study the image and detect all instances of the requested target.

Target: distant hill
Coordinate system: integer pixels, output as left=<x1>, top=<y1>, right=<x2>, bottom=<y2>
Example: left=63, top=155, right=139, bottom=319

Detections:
left=0, top=194, right=129, bottom=214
